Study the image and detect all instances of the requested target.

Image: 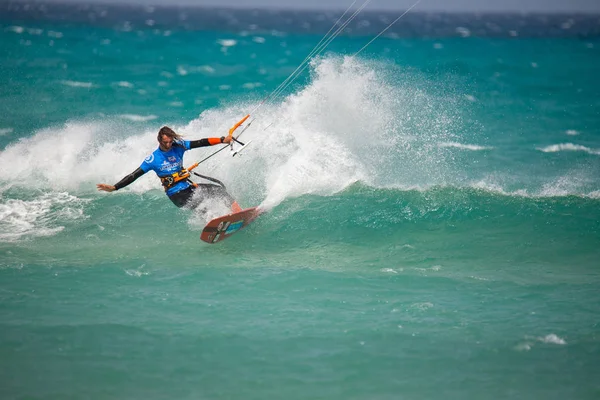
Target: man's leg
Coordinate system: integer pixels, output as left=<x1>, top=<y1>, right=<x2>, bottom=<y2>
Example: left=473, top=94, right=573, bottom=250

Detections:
left=196, top=184, right=242, bottom=212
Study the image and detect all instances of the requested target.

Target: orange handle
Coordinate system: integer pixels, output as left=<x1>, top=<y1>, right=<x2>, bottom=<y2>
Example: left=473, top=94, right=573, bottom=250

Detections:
left=228, top=114, right=250, bottom=137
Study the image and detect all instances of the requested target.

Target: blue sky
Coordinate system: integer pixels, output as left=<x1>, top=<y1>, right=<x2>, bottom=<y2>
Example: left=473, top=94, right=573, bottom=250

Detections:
left=40, top=0, right=600, bottom=13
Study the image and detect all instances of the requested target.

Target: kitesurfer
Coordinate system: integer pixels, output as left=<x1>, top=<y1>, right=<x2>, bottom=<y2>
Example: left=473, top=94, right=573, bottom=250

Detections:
left=96, top=126, right=242, bottom=212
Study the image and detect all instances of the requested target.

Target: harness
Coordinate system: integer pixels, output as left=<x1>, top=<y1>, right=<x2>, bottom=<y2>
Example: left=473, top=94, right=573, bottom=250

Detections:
left=159, top=162, right=226, bottom=191
left=159, top=162, right=199, bottom=191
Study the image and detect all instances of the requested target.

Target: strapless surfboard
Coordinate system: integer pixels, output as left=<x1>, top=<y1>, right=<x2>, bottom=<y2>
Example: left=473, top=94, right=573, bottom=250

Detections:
left=200, top=206, right=261, bottom=244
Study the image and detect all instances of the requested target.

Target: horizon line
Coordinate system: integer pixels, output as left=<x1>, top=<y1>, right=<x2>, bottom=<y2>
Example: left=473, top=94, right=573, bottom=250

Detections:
left=6, top=0, right=600, bottom=14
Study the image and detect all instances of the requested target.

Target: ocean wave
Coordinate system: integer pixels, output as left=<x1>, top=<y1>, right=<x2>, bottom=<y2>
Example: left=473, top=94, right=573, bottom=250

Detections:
left=536, top=143, right=600, bottom=155
left=217, top=39, right=237, bottom=47
left=539, top=334, right=567, bottom=345
left=60, top=80, right=95, bottom=88
left=467, top=180, right=600, bottom=199
left=516, top=334, right=567, bottom=351
left=6, top=26, right=24, bottom=34
left=1, top=56, right=597, bottom=218
left=0, top=192, right=89, bottom=242
left=309, top=179, right=600, bottom=201
left=0, top=120, right=161, bottom=193
left=438, top=142, right=493, bottom=151
left=243, top=183, right=600, bottom=244
left=242, top=82, right=263, bottom=90
left=588, top=190, right=600, bottom=199
left=118, top=114, right=158, bottom=122
left=372, top=182, right=600, bottom=201
left=115, top=81, right=134, bottom=88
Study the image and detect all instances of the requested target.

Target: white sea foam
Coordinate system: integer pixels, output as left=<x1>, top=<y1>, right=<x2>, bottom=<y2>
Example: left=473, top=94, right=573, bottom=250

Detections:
left=469, top=175, right=600, bottom=199
left=47, top=31, right=63, bottom=39
left=7, top=26, right=24, bottom=34
left=0, top=121, right=161, bottom=195
left=186, top=196, right=233, bottom=230
left=61, top=80, right=94, bottom=88
left=381, top=268, right=399, bottom=274
left=537, top=143, right=600, bottom=155
left=175, top=65, right=221, bottom=76
left=410, top=302, right=434, bottom=311
left=194, top=65, right=215, bottom=74
left=537, top=174, right=592, bottom=197
left=180, top=56, right=464, bottom=209
left=517, top=334, right=567, bottom=351
left=217, top=39, right=237, bottom=47
left=565, top=129, right=579, bottom=136
left=515, top=342, right=532, bottom=351
left=587, top=190, right=600, bottom=199
left=0, top=128, right=13, bottom=136
left=468, top=276, right=489, bottom=281
left=125, top=266, right=150, bottom=277
left=116, top=81, right=134, bottom=88
left=413, top=265, right=441, bottom=273
left=118, top=114, right=158, bottom=122
left=0, top=192, right=88, bottom=242
left=177, top=66, right=188, bottom=76
left=539, top=334, right=567, bottom=345
left=439, top=142, right=492, bottom=151
left=242, top=82, right=263, bottom=89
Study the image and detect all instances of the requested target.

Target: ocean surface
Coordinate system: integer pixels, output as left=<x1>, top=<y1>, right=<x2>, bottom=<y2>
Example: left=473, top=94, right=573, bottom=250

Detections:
left=1, top=2, right=599, bottom=399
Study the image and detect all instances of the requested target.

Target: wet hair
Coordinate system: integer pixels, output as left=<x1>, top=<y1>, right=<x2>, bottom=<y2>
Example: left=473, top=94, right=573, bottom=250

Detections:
left=157, top=126, right=183, bottom=142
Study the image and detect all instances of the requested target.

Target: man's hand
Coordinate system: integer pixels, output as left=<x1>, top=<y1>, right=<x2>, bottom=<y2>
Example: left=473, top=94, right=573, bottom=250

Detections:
left=96, top=184, right=116, bottom=192
left=222, top=135, right=233, bottom=144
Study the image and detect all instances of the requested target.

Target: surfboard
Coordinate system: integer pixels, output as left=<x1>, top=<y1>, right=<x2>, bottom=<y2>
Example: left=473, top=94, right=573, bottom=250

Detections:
left=200, top=206, right=261, bottom=244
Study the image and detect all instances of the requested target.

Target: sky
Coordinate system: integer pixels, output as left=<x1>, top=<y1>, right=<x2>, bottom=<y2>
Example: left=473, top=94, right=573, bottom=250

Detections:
left=35, top=0, right=600, bottom=13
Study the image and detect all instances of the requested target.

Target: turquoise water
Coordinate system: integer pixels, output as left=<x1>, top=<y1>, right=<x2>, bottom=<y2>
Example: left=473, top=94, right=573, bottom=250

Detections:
left=1, top=4, right=599, bottom=399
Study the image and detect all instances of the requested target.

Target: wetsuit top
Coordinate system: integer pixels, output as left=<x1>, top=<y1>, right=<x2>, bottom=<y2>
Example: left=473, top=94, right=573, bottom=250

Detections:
left=112, top=137, right=223, bottom=196
left=140, top=139, right=192, bottom=196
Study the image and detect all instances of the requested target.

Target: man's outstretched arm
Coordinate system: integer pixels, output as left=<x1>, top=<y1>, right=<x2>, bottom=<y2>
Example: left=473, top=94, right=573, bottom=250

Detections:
left=97, top=167, right=146, bottom=192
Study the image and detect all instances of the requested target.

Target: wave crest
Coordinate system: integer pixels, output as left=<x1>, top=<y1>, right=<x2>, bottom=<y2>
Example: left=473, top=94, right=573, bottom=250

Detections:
left=537, top=143, right=600, bottom=155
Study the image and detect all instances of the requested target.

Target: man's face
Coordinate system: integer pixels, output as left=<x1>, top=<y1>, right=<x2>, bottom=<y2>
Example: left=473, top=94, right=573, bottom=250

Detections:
left=159, top=135, right=173, bottom=151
